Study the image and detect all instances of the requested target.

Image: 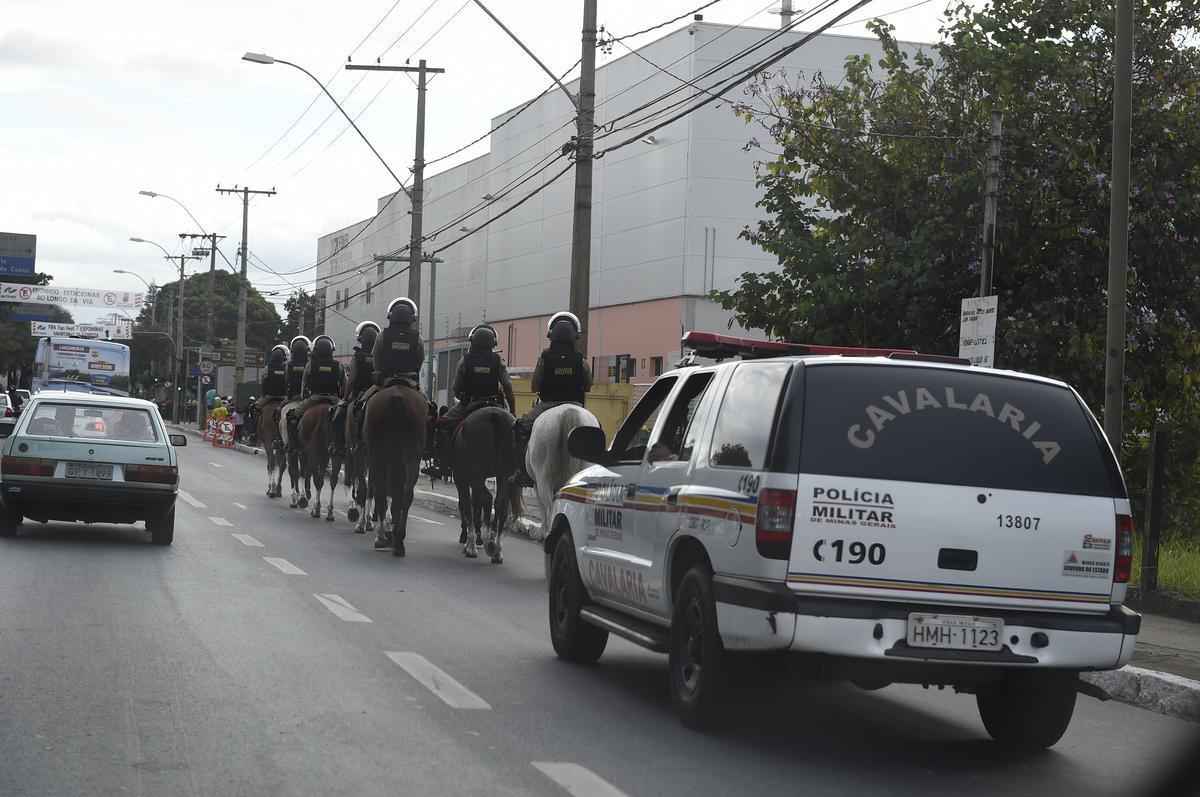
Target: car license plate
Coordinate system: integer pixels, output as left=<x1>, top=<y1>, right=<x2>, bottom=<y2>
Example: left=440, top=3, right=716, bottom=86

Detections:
left=907, top=613, right=1003, bottom=651
left=65, top=462, right=113, bottom=481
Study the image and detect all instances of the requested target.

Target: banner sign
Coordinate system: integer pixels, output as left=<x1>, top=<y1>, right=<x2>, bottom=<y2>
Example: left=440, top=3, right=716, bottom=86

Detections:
left=30, top=320, right=132, bottom=340
left=0, top=233, right=36, bottom=276
left=0, top=282, right=144, bottom=308
left=959, top=295, right=999, bottom=368
left=216, top=348, right=265, bottom=368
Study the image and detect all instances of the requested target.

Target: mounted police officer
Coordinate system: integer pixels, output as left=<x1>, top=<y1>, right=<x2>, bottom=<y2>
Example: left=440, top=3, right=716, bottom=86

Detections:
left=514, top=311, right=592, bottom=484
left=256, top=343, right=290, bottom=409
left=331, top=321, right=380, bottom=457
left=434, top=324, right=515, bottom=475
left=282, top=335, right=311, bottom=452
left=295, top=334, right=345, bottom=420
left=373, top=297, right=424, bottom=388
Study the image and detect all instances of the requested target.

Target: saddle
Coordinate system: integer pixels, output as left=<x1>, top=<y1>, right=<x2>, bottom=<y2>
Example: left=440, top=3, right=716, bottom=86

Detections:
left=382, top=374, right=421, bottom=391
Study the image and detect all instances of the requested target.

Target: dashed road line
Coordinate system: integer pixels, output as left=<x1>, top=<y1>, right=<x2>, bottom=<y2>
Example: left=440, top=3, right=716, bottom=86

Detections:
left=314, top=594, right=373, bottom=623
left=532, top=763, right=629, bottom=797
left=410, top=514, right=444, bottom=526
left=209, top=462, right=223, bottom=468
left=208, top=516, right=233, bottom=527
left=263, top=557, right=307, bottom=575
left=177, top=489, right=206, bottom=509
left=231, top=533, right=264, bottom=548
left=384, top=652, right=491, bottom=710
left=233, top=502, right=247, bottom=510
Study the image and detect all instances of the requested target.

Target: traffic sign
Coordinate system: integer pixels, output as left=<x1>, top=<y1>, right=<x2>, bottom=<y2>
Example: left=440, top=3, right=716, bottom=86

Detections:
left=201, top=375, right=212, bottom=386
left=199, top=360, right=214, bottom=375
left=215, top=348, right=265, bottom=368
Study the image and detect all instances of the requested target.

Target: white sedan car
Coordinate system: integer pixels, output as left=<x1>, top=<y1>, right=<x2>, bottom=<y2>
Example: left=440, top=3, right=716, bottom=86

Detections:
left=0, top=393, right=186, bottom=545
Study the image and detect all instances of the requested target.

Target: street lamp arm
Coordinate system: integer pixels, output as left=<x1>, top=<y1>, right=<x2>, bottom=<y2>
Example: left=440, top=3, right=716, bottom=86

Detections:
left=141, top=192, right=208, bottom=235
left=269, top=56, right=411, bottom=198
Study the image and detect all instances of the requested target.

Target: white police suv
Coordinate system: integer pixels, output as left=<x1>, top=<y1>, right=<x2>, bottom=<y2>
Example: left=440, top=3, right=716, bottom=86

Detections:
left=545, top=332, right=1138, bottom=749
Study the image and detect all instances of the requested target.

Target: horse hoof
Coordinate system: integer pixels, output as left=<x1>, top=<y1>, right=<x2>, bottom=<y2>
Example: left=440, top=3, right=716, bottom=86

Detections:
left=393, top=542, right=405, bottom=558
left=458, top=530, right=468, bottom=545
left=373, top=536, right=391, bottom=550
left=491, top=554, right=503, bottom=565
left=354, top=525, right=365, bottom=535
left=298, top=497, right=309, bottom=509
left=347, top=507, right=360, bottom=523
left=475, top=533, right=484, bottom=546
left=464, top=548, right=477, bottom=559
left=484, top=539, right=497, bottom=558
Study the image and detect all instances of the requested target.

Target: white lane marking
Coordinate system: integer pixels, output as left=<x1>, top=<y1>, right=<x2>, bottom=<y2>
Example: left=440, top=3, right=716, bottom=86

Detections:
left=234, top=502, right=247, bottom=510
left=231, top=533, right=264, bottom=548
left=209, top=462, right=223, bottom=468
left=208, top=516, right=233, bottom=527
left=532, top=763, right=629, bottom=797
left=410, top=514, right=444, bottom=526
left=263, top=557, right=307, bottom=575
left=384, top=652, right=491, bottom=710
left=314, top=594, right=372, bottom=623
left=177, top=489, right=206, bottom=509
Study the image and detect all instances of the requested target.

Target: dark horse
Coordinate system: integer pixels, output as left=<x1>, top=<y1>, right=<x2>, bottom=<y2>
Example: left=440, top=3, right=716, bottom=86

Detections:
left=453, top=406, right=517, bottom=564
left=298, top=403, right=341, bottom=521
left=258, top=398, right=286, bottom=498
left=344, top=392, right=374, bottom=534
left=364, top=382, right=428, bottom=557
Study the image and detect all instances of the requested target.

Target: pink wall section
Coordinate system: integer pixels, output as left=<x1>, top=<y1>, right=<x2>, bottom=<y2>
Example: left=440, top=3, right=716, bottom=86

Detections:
left=480, top=298, right=686, bottom=376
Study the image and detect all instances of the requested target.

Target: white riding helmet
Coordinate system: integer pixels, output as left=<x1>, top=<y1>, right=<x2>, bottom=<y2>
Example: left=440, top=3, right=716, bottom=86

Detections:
left=289, top=335, right=312, bottom=350
left=270, top=343, right=290, bottom=360
left=468, top=324, right=498, bottom=349
left=313, top=334, right=336, bottom=357
left=387, top=297, right=419, bottom=322
left=355, top=320, right=381, bottom=342
left=546, top=311, right=581, bottom=339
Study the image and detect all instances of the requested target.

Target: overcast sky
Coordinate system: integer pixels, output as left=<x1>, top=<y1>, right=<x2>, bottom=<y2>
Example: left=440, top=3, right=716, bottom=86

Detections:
left=1, top=0, right=953, bottom=323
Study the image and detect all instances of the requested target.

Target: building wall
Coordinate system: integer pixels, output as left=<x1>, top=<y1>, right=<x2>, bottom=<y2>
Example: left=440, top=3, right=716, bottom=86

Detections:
left=316, top=24, right=921, bottom=388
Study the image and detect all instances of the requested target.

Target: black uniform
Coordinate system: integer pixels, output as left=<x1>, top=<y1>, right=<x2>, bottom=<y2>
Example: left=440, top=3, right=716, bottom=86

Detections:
left=261, top=365, right=288, bottom=398
left=535, top=344, right=588, bottom=404
left=459, top=349, right=503, bottom=402
left=286, top=356, right=307, bottom=401
left=347, top=348, right=376, bottom=396
left=303, top=355, right=343, bottom=398
left=373, top=324, right=424, bottom=384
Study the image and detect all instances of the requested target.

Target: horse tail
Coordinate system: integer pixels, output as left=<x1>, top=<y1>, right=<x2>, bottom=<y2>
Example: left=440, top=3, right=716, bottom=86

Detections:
left=492, top=409, right=517, bottom=477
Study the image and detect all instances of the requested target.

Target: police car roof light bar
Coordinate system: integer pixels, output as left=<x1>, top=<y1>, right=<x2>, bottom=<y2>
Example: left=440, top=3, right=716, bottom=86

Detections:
left=681, top=331, right=919, bottom=362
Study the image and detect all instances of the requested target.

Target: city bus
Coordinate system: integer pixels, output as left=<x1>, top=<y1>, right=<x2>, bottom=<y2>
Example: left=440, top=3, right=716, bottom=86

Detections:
left=32, top=337, right=131, bottom=396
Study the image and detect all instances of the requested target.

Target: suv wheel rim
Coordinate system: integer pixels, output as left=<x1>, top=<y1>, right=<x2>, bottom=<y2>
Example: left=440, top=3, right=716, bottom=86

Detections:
left=679, top=597, right=704, bottom=695
left=553, top=562, right=570, bottom=632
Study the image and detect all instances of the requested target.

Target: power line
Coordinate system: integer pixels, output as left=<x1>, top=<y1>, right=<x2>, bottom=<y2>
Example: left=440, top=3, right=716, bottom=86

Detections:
left=608, top=0, right=727, bottom=42
left=377, top=0, right=443, bottom=58
left=830, top=0, right=933, bottom=28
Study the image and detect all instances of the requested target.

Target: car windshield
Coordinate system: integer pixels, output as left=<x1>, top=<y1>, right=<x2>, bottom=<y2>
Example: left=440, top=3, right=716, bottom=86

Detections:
left=25, top=402, right=159, bottom=443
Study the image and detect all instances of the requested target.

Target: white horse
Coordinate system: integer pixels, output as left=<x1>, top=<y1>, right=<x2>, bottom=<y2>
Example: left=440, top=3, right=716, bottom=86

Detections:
left=526, top=403, right=601, bottom=528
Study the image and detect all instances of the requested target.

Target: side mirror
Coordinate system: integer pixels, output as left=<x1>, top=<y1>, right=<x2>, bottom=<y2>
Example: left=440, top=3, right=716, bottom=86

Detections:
left=168, top=433, right=188, bottom=447
left=567, top=426, right=608, bottom=464
left=0, top=419, right=15, bottom=439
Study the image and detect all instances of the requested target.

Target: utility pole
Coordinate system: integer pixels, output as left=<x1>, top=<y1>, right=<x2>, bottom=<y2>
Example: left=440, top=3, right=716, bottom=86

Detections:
left=778, top=0, right=794, bottom=28
left=217, top=184, right=275, bottom=387
left=169, top=249, right=202, bottom=424
left=1103, top=0, right=1133, bottom=450
left=979, top=110, right=1003, bottom=297
left=374, top=252, right=440, bottom=395
left=569, top=0, right=598, bottom=358
left=347, top=60, right=444, bottom=301
left=181, top=232, right=226, bottom=344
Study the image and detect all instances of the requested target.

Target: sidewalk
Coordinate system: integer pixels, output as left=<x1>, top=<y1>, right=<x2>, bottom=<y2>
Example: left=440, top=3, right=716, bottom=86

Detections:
left=172, top=423, right=1200, bottom=722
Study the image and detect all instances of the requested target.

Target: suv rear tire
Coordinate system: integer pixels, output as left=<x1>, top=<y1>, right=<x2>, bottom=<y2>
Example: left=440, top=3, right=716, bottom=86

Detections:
left=148, top=505, right=175, bottom=546
left=976, top=672, right=1077, bottom=750
left=670, top=565, right=725, bottom=730
left=549, top=534, right=608, bottom=663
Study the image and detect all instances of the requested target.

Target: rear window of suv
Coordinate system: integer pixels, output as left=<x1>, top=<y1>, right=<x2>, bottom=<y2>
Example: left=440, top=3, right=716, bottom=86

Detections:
left=799, top=364, right=1122, bottom=497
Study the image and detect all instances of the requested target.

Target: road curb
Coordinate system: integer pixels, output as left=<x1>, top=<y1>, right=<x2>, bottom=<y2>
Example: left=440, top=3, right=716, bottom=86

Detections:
left=170, top=424, right=263, bottom=455
left=1081, top=665, right=1200, bottom=723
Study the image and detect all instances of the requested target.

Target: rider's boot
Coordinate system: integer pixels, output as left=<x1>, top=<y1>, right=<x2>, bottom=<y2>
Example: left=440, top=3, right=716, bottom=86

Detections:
left=513, top=419, right=534, bottom=488
left=286, top=409, right=301, bottom=453
left=330, top=403, right=347, bottom=458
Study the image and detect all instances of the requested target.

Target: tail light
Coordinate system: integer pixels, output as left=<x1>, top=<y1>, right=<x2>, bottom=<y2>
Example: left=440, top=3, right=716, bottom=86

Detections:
left=125, top=464, right=179, bottom=485
left=756, top=488, right=796, bottom=560
left=1114, top=514, right=1134, bottom=583
left=3, top=407, right=11, bottom=417
left=1, top=457, right=55, bottom=477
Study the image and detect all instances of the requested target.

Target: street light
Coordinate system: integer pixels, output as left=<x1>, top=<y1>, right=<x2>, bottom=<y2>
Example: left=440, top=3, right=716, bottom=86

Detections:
left=113, top=269, right=157, bottom=324
left=241, top=51, right=407, bottom=190
left=129, top=236, right=171, bottom=258
left=138, top=191, right=207, bottom=235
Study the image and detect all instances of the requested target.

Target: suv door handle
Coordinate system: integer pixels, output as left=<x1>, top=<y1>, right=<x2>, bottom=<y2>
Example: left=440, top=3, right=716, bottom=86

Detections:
left=666, top=487, right=681, bottom=505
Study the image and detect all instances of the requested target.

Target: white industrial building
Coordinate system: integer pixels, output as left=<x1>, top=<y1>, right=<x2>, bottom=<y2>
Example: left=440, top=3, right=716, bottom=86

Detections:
left=315, top=21, right=909, bottom=405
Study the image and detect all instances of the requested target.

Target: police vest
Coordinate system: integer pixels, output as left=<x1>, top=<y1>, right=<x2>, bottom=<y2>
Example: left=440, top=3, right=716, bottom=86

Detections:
left=376, top=326, right=422, bottom=376
left=539, top=347, right=585, bottom=404
left=350, top=351, right=375, bottom=393
left=262, top=367, right=288, bottom=396
left=462, top=349, right=502, bottom=399
left=286, top=362, right=307, bottom=397
left=309, top=358, right=340, bottom=394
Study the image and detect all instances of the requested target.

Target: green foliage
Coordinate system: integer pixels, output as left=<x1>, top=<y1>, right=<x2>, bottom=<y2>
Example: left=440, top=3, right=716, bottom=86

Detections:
left=716, top=0, right=1200, bottom=534
left=0, top=272, right=73, bottom=382
left=279, top=289, right=317, bottom=342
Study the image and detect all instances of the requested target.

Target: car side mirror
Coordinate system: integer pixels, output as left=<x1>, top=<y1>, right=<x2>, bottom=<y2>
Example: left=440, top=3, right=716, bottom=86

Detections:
left=567, top=426, right=608, bottom=464
left=169, top=433, right=188, bottom=447
left=0, top=418, right=15, bottom=439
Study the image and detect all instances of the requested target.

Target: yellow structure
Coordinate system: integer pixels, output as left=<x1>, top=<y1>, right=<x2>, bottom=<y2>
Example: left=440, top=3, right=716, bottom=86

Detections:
left=510, top=377, right=634, bottom=436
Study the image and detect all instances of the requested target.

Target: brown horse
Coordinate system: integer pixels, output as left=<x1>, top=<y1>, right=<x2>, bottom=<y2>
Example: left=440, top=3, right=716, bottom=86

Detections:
left=345, top=391, right=375, bottom=534
left=258, top=398, right=287, bottom=498
left=453, top=406, right=516, bottom=564
left=364, top=382, right=428, bottom=557
left=298, top=403, right=339, bottom=521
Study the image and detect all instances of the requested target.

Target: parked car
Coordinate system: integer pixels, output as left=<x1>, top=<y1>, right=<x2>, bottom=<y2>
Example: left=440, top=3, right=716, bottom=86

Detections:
left=0, top=394, right=186, bottom=544
left=545, top=332, right=1138, bottom=750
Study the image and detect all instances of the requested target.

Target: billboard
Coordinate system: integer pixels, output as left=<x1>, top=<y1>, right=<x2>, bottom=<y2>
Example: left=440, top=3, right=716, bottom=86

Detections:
left=30, top=320, right=133, bottom=340
left=0, top=233, right=36, bottom=276
left=0, top=282, right=144, bottom=308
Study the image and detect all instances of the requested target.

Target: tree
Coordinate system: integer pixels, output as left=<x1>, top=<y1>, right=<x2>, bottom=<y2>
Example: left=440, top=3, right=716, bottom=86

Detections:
left=280, top=289, right=317, bottom=342
left=715, top=1, right=1200, bottom=536
left=0, top=270, right=73, bottom=386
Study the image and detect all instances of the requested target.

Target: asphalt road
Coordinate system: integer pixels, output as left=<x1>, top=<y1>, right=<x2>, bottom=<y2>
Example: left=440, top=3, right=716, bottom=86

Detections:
left=0, top=440, right=1196, bottom=797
